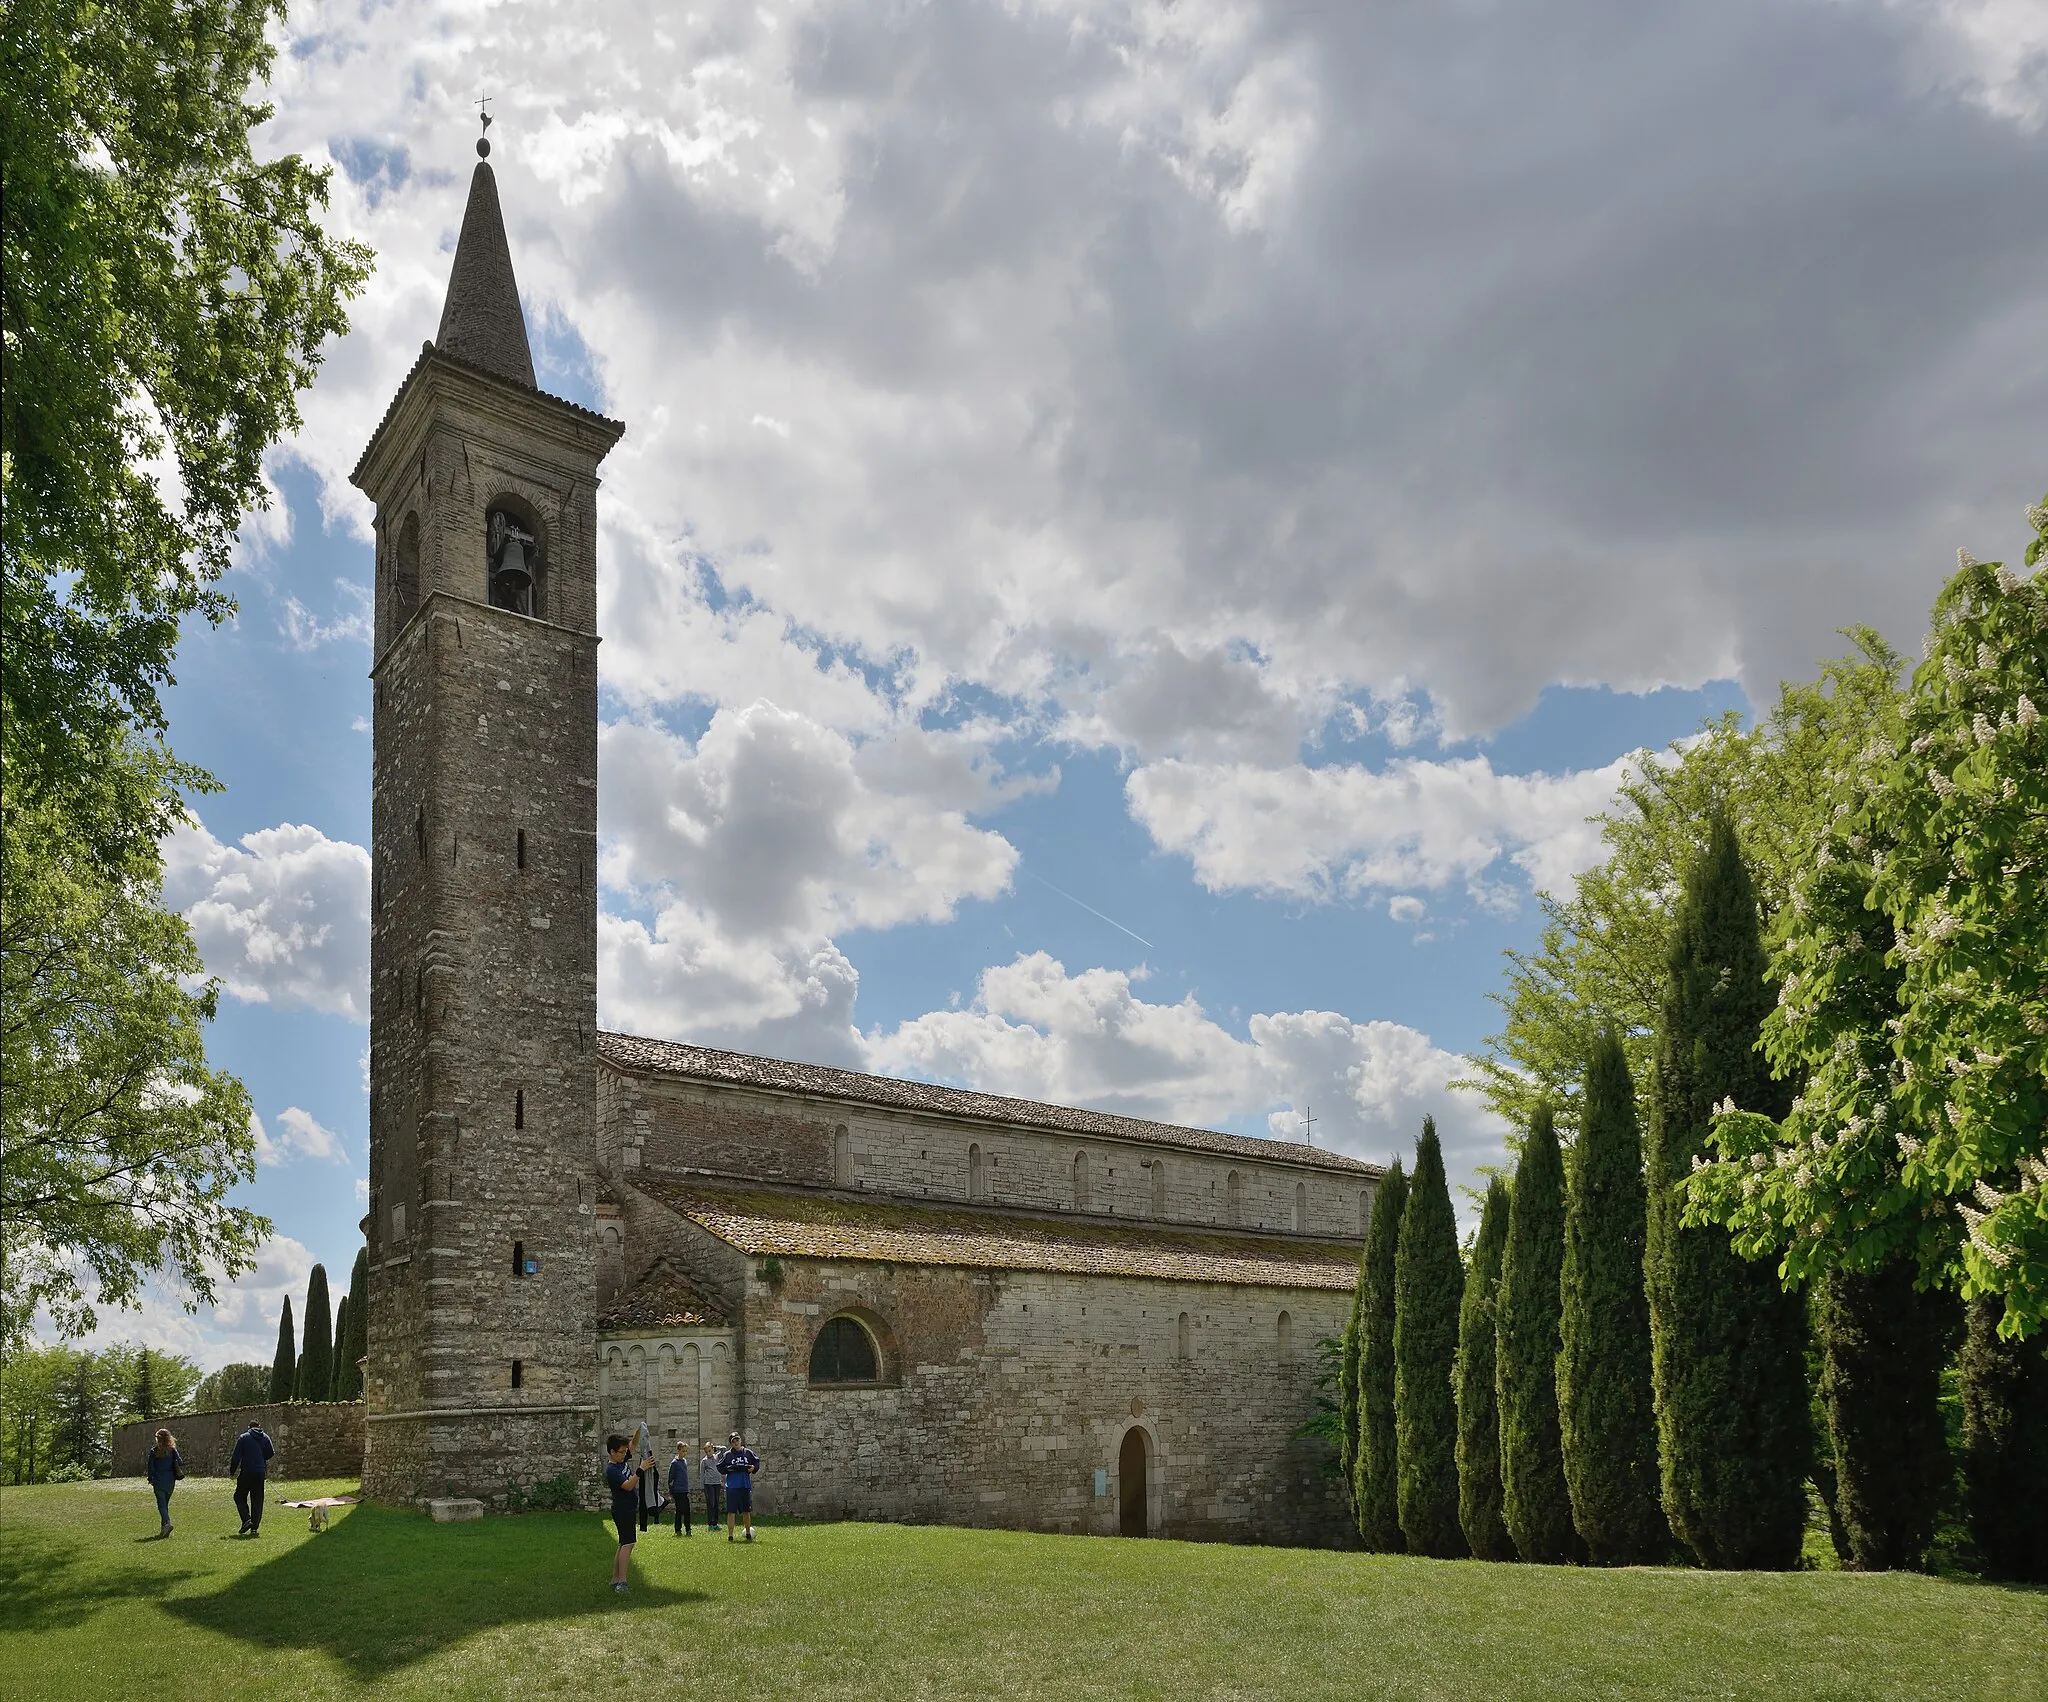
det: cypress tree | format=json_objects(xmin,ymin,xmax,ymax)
[
  {"xmin": 337, "ymin": 1246, "xmax": 370, "ymax": 1400},
  {"xmin": 133, "ymin": 1349, "xmax": 156, "ymax": 1422},
  {"xmin": 294, "ymin": 1265, "xmax": 332, "ymax": 1402},
  {"xmin": 1395, "ymin": 1119, "xmax": 1467, "ymax": 1558},
  {"xmin": 1498, "ymin": 1102, "xmax": 1576, "ymax": 1563},
  {"xmin": 268, "ymin": 1296, "xmax": 296, "ymax": 1403},
  {"xmin": 1354, "ymin": 1161, "xmax": 1408, "ymax": 1550},
  {"xmin": 1958, "ymin": 1295, "xmax": 2048, "ymax": 1583},
  {"xmin": 1559, "ymin": 1027, "xmax": 1666, "ymax": 1565},
  {"xmin": 1337, "ymin": 1251, "xmax": 1365, "ymax": 1509},
  {"xmin": 1456, "ymin": 1175, "xmax": 1514, "ymax": 1560},
  {"xmin": 329, "ymin": 1296, "xmax": 351, "ymax": 1401},
  {"xmin": 1645, "ymin": 816, "xmax": 1808, "ymax": 1569},
  {"xmin": 1814, "ymin": 1261, "xmax": 1956, "ymax": 1571}
]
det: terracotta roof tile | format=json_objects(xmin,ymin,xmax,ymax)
[
  {"xmin": 598, "ymin": 1031, "xmax": 1380, "ymax": 1178},
  {"xmin": 637, "ymin": 1178, "xmax": 1363, "ymax": 1291},
  {"xmin": 598, "ymin": 1257, "xmax": 732, "ymax": 1332}
]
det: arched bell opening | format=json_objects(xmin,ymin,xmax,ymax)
[{"xmin": 484, "ymin": 494, "xmax": 547, "ymax": 618}]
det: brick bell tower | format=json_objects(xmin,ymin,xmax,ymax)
[{"xmin": 350, "ymin": 131, "xmax": 623, "ymax": 1506}]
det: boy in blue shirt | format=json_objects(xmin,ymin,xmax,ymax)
[
  {"xmin": 667, "ymin": 1443, "xmax": 692, "ymax": 1535},
  {"xmin": 603, "ymin": 1434, "xmax": 640, "ymax": 1592},
  {"xmin": 718, "ymin": 1430, "xmax": 762, "ymax": 1543}
]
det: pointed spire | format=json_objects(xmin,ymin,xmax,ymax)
[{"xmin": 434, "ymin": 153, "xmax": 536, "ymax": 387}]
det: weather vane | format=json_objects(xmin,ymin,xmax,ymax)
[{"xmin": 476, "ymin": 94, "xmax": 493, "ymax": 159}]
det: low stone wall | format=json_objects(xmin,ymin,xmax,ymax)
[{"xmin": 113, "ymin": 1401, "xmax": 365, "ymax": 1480}]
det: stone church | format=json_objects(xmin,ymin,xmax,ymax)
[{"xmin": 352, "ymin": 142, "xmax": 1379, "ymax": 1544}]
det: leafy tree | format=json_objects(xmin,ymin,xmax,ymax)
[
  {"xmin": 0, "ymin": 1343, "xmax": 68, "ymax": 1482},
  {"xmin": 1691, "ymin": 504, "xmax": 2048, "ymax": 1337},
  {"xmin": 2, "ymin": 0, "xmax": 369, "ymax": 827},
  {"xmin": 1958, "ymin": 1295, "xmax": 2048, "ymax": 1582},
  {"xmin": 1646, "ymin": 817, "xmax": 1809, "ymax": 1569},
  {"xmin": 294, "ymin": 1264, "xmax": 331, "ymax": 1402},
  {"xmin": 1813, "ymin": 1261, "xmax": 1955, "ymax": 1571},
  {"xmin": 0, "ymin": 753, "xmax": 265, "ymax": 1352},
  {"xmin": 193, "ymin": 1361, "xmax": 270, "ymax": 1411},
  {"xmin": 1498, "ymin": 1102, "xmax": 1575, "ymax": 1563},
  {"xmin": 1559, "ymin": 1028, "xmax": 1666, "ymax": 1564},
  {"xmin": 336, "ymin": 1246, "xmax": 367, "ymax": 1400},
  {"xmin": 1354, "ymin": 1161, "xmax": 1408, "ymax": 1550},
  {"xmin": 268, "ymin": 1295, "xmax": 294, "ymax": 1403},
  {"xmin": 1463, "ymin": 636, "xmax": 1904, "ymax": 1140},
  {"xmin": 1456, "ymin": 1175, "xmax": 1514, "ymax": 1560},
  {"xmin": 1395, "ymin": 1120, "xmax": 1467, "ymax": 1558}
]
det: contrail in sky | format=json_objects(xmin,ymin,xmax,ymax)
[{"xmin": 1024, "ymin": 869, "xmax": 1155, "ymax": 950}]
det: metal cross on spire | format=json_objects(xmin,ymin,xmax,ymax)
[
  {"xmin": 1300, "ymin": 1105, "xmax": 1317, "ymax": 1146},
  {"xmin": 476, "ymin": 94, "xmax": 494, "ymax": 158}
]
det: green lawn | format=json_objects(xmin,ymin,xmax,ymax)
[{"xmin": 2, "ymin": 1478, "xmax": 2042, "ymax": 1700}]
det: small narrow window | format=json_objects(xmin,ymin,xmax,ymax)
[
  {"xmin": 415, "ymin": 804, "xmax": 426, "ymax": 861},
  {"xmin": 969, "ymin": 1142, "xmax": 985, "ymax": 1202},
  {"xmin": 1226, "ymin": 1170, "xmax": 1242, "ymax": 1226},
  {"xmin": 515, "ymin": 1089, "xmax": 525, "ymax": 1129},
  {"xmin": 1294, "ymin": 1180, "xmax": 1307, "ymax": 1232},
  {"xmin": 833, "ymin": 1127, "xmax": 853, "ymax": 1188},
  {"xmin": 1151, "ymin": 1161, "xmax": 1166, "ymax": 1219},
  {"xmin": 1073, "ymin": 1151, "xmax": 1091, "ymax": 1211},
  {"xmin": 511, "ymin": 1359, "xmax": 523, "ymax": 1389},
  {"xmin": 1176, "ymin": 1312, "xmax": 1190, "ymax": 1362},
  {"xmin": 516, "ymin": 828, "xmax": 526, "ymax": 869},
  {"xmin": 414, "ymin": 965, "xmax": 425, "ymax": 1018},
  {"xmin": 390, "ymin": 1203, "xmax": 407, "ymax": 1241},
  {"xmin": 512, "ymin": 1239, "xmax": 524, "ymax": 1277},
  {"xmin": 1278, "ymin": 1310, "xmax": 1294, "ymax": 1363}
]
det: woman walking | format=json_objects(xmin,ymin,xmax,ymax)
[{"xmin": 146, "ymin": 1429, "xmax": 183, "ymax": 1537}]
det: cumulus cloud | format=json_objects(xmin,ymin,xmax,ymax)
[
  {"xmin": 1125, "ymin": 749, "xmax": 1637, "ymax": 906},
  {"xmin": 251, "ymin": 1106, "xmax": 350, "ymax": 1167},
  {"xmin": 58, "ymin": 1235, "xmax": 318, "ymax": 1372},
  {"xmin": 165, "ymin": 819, "xmax": 371, "ymax": 1020},
  {"xmin": 867, "ymin": 952, "xmax": 1509, "ymax": 1196}
]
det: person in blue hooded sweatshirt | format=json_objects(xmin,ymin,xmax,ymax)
[
  {"xmin": 229, "ymin": 1420, "xmax": 274, "ymax": 1535},
  {"xmin": 145, "ymin": 1428, "xmax": 183, "ymax": 1537}
]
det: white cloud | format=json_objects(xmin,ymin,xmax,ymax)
[
  {"xmin": 54, "ymin": 1235, "xmax": 317, "ymax": 1372},
  {"xmin": 1387, "ymin": 895, "xmax": 1426, "ymax": 924},
  {"xmin": 278, "ymin": 577, "xmax": 373, "ymax": 650},
  {"xmin": 251, "ymin": 1106, "xmax": 350, "ymax": 1167},
  {"xmin": 1125, "ymin": 749, "xmax": 1638, "ymax": 905},
  {"xmin": 1872, "ymin": 0, "xmax": 2048, "ymax": 127},
  {"xmin": 866, "ymin": 952, "xmax": 1509, "ymax": 1197},
  {"xmin": 165, "ymin": 819, "xmax": 371, "ymax": 1021}
]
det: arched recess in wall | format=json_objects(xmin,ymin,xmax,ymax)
[
  {"xmin": 1072, "ymin": 1150, "xmax": 1091, "ymax": 1211},
  {"xmin": 1176, "ymin": 1312, "xmax": 1190, "ymax": 1362},
  {"xmin": 968, "ymin": 1142, "xmax": 985, "ymax": 1202},
  {"xmin": 393, "ymin": 512, "xmax": 420, "ymax": 625},
  {"xmin": 484, "ymin": 491, "xmax": 548, "ymax": 619},
  {"xmin": 833, "ymin": 1126, "xmax": 853, "ymax": 1188},
  {"xmin": 1151, "ymin": 1160, "xmax": 1166, "ymax": 1218},
  {"xmin": 1360, "ymin": 1191, "xmax": 1371, "ymax": 1238},
  {"xmin": 809, "ymin": 1313, "xmax": 884, "ymax": 1386},
  {"xmin": 1226, "ymin": 1170, "xmax": 1242, "ymax": 1226},
  {"xmin": 1293, "ymin": 1181, "xmax": 1307, "ymax": 1232},
  {"xmin": 1278, "ymin": 1309, "xmax": 1294, "ymax": 1363}
]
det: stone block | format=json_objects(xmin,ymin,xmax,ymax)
[{"xmin": 429, "ymin": 1497, "xmax": 486, "ymax": 1522}]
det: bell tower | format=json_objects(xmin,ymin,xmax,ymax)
[{"xmin": 351, "ymin": 134, "xmax": 624, "ymax": 1505}]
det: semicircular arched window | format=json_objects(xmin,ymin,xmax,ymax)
[{"xmin": 808, "ymin": 1315, "xmax": 880, "ymax": 1385}]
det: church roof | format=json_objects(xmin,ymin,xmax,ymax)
[
  {"xmin": 598, "ymin": 1257, "xmax": 733, "ymax": 1332},
  {"xmin": 635, "ymin": 1178, "xmax": 1363, "ymax": 1291},
  {"xmin": 435, "ymin": 159, "xmax": 537, "ymax": 386},
  {"xmin": 597, "ymin": 1031, "xmax": 1381, "ymax": 1177}
]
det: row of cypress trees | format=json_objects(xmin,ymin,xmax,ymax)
[
  {"xmin": 265, "ymin": 1250, "xmax": 369, "ymax": 1405},
  {"xmin": 1340, "ymin": 816, "xmax": 2046, "ymax": 1574}
]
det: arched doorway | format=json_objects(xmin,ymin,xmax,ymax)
[{"xmin": 1119, "ymin": 1428, "xmax": 1150, "ymax": 1537}]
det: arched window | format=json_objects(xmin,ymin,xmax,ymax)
[
  {"xmin": 393, "ymin": 512, "xmax": 420, "ymax": 623},
  {"xmin": 485, "ymin": 498, "xmax": 546, "ymax": 618},
  {"xmin": 1176, "ymin": 1312, "xmax": 1190, "ymax": 1362},
  {"xmin": 1294, "ymin": 1180, "xmax": 1307, "ymax": 1232},
  {"xmin": 832, "ymin": 1127, "xmax": 853, "ymax": 1188},
  {"xmin": 969, "ymin": 1142, "xmax": 985, "ymax": 1202},
  {"xmin": 808, "ymin": 1316, "xmax": 881, "ymax": 1385},
  {"xmin": 1278, "ymin": 1310, "xmax": 1294, "ymax": 1362},
  {"xmin": 1073, "ymin": 1151, "xmax": 1091, "ymax": 1211},
  {"xmin": 1226, "ymin": 1170, "xmax": 1242, "ymax": 1226},
  {"xmin": 1151, "ymin": 1161, "xmax": 1166, "ymax": 1218}
]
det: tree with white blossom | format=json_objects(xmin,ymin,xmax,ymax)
[{"xmin": 1687, "ymin": 497, "xmax": 2048, "ymax": 1340}]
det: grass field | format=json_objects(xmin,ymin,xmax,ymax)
[{"xmin": 2, "ymin": 1478, "xmax": 2042, "ymax": 1700}]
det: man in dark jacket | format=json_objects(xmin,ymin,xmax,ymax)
[
  {"xmin": 667, "ymin": 1443, "xmax": 692, "ymax": 1536},
  {"xmin": 229, "ymin": 1421, "xmax": 275, "ymax": 1535}
]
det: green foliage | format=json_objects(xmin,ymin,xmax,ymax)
[
  {"xmin": 1689, "ymin": 503, "xmax": 2048, "ymax": 1337},
  {"xmin": 1336, "ymin": 1257, "xmax": 1364, "ymax": 1503},
  {"xmin": 0, "ymin": 1342, "xmax": 170, "ymax": 1480},
  {"xmin": 1354, "ymin": 1161, "xmax": 1407, "ymax": 1551},
  {"xmin": 294, "ymin": 1264, "xmax": 332, "ymax": 1402},
  {"xmin": 193, "ymin": 1362, "xmax": 271, "ymax": 1411},
  {"xmin": 328, "ymin": 1296, "xmax": 349, "ymax": 1401},
  {"xmin": 1813, "ymin": 1260, "xmax": 1956, "ymax": 1571},
  {"xmin": 1957, "ymin": 1295, "xmax": 2048, "ymax": 1582},
  {"xmin": 1463, "ymin": 634, "xmax": 1904, "ymax": 1142},
  {"xmin": 268, "ymin": 1296, "xmax": 294, "ymax": 1404},
  {"xmin": 335, "ymin": 1247, "xmax": 367, "ymax": 1401},
  {"xmin": 505, "ymin": 1473, "xmax": 581, "ymax": 1514},
  {"xmin": 0, "ymin": 745, "xmax": 265, "ymax": 1352},
  {"xmin": 1646, "ymin": 817, "xmax": 1809, "ymax": 1569},
  {"xmin": 1497, "ymin": 1103, "xmax": 1575, "ymax": 1563},
  {"xmin": 1455, "ymin": 1175, "xmax": 1513, "ymax": 1561},
  {"xmin": 1558, "ymin": 1028, "xmax": 1666, "ymax": 1564},
  {"xmin": 125, "ymin": 1345, "xmax": 199, "ymax": 1424},
  {"xmin": 1394, "ymin": 1120, "xmax": 1466, "ymax": 1558},
  {"xmin": 1, "ymin": 0, "xmax": 369, "ymax": 819},
  {"xmin": 1294, "ymin": 1335, "xmax": 1351, "ymax": 1481}
]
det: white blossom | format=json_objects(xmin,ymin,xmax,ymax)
[
  {"xmin": 1973, "ymin": 1179, "xmax": 2004, "ymax": 1209},
  {"xmin": 1996, "ymin": 566, "xmax": 2023, "ymax": 594},
  {"xmin": 2019, "ymin": 695, "xmax": 2039, "ymax": 728},
  {"xmin": 1929, "ymin": 771, "xmax": 1957, "ymax": 801},
  {"xmin": 1977, "ymin": 641, "xmax": 1998, "ymax": 670},
  {"xmin": 1958, "ymin": 549, "xmax": 1978, "ymax": 569},
  {"xmin": 1974, "ymin": 713, "xmax": 1996, "ymax": 746},
  {"xmin": 1896, "ymin": 1132, "xmax": 1921, "ymax": 1158}
]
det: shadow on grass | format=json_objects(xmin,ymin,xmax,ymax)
[
  {"xmin": 169, "ymin": 1504, "xmax": 705, "ymax": 1678},
  {"xmin": 0, "ymin": 1525, "xmax": 198, "ymax": 1634}
]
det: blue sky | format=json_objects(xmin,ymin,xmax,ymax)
[{"xmin": 87, "ymin": 0, "xmax": 2047, "ymax": 1367}]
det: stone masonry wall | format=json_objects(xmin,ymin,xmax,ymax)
[
  {"xmin": 113, "ymin": 1402, "xmax": 364, "ymax": 1480},
  {"xmin": 730, "ymin": 1258, "xmax": 1353, "ymax": 1546}
]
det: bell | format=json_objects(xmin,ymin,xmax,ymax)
[{"xmin": 494, "ymin": 533, "xmax": 533, "ymax": 596}]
